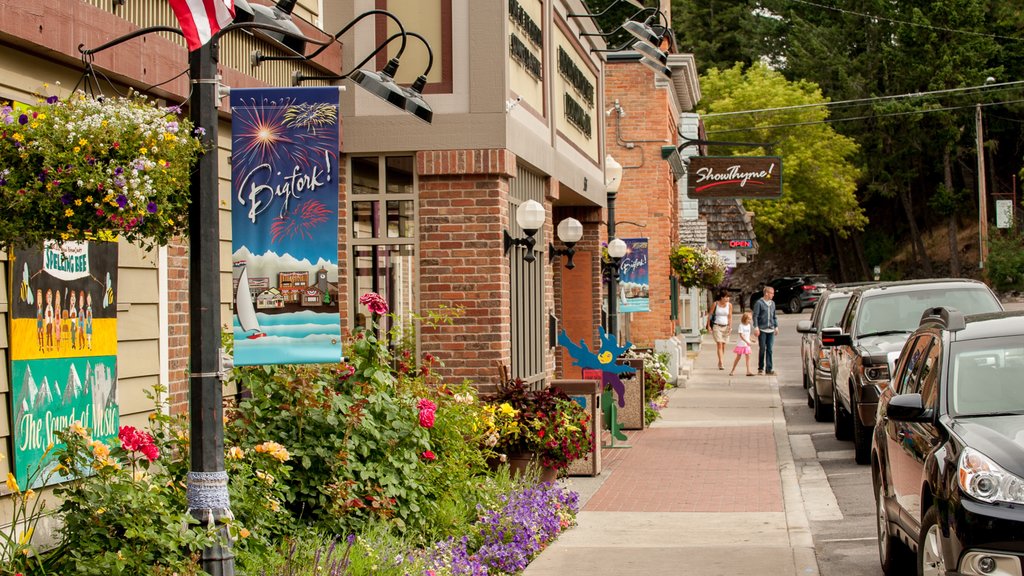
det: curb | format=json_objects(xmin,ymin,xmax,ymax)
[{"xmin": 770, "ymin": 380, "xmax": 821, "ymax": 576}]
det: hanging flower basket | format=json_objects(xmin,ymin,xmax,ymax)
[
  {"xmin": 669, "ymin": 245, "xmax": 726, "ymax": 288},
  {"xmin": 0, "ymin": 91, "xmax": 203, "ymax": 250}
]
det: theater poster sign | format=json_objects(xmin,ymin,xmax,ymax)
[
  {"xmin": 689, "ymin": 156, "xmax": 782, "ymax": 198},
  {"xmin": 9, "ymin": 241, "xmax": 119, "ymax": 488}
]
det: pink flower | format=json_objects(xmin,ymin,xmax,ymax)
[
  {"xmin": 416, "ymin": 399, "xmax": 437, "ymax": 412},
  {"xmin": 419, "ymin": 409, "xmax": 436, "ymax": 429},
  {"xmin": 118, "ymin": 426, "xmax": 154, "ymax": 452},
  {"xmin": 358, "ymin": 292, "xmax": 389, "ymax": 315},
  {"xmin": 421, "ymin": 450, "xmax": 436, "ymax": 461},
  {"xmin": 139, "ymin": 443, "xmax": 160, "ymax": 462}
]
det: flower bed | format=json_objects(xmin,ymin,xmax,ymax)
[{"xmin": 5, "ymin": 295, "xmax": 584, "ymax": 575}]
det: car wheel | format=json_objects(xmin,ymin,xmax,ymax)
[
  {"xmin": 917, "ymin": 505, "xmax": 945, "ymax": 576},
  {"xmin": 833, "ymin": 385, "xmax": 853, "ymax": 440},
  {"xmin": 788, "ymin": 296, "xmax": 802, "ymax": 314},
  {"xmin": 876, "ymin": 481, "xmax": 911, "ymax": 574},
  {"xmin": 853, "ymin": 401, "xmax": 872, "ymax": 465},
  {"xmin": 813, "ymin": 387, "xmax": 833, "ymax": 422}
]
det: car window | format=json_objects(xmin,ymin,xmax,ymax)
[
  {"xmin": 855, "ymin": 287, "xmax": 1001, "ymax": 337},
  {"xmin": 841, "ymin": 294, "xmax": 859, "ymax": 334},
  {"xmin": 821, "ymin": 295, "xmax": 850, "ymax": 329},
  {"xmin": 917, "ymin": 339, "xmax": 941, "ymax": 409},
  {"xmin": 895, "ymin": 336, "xmax": 930, "ymax": 395},
  {"xmin": 950, "ymin": 337, "xmax": 1024, "ymax": 415}
]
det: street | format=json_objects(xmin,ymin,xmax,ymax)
[
  {"xmin": 773, "ymin": 301, "xmax": 1024, "ymax": 576},
  {"xmin": 773, "ymin": 310, "xmax": 881, "ymax": 576}
]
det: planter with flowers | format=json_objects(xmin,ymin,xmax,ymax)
[
  {"xmin": 669, "ymin": 244, "xmax": 726, "ymax": 289},
  {"xmin": 0, "ymin": 91, "xmax": 203, "ymax": 250},
  {"xmin": 481, "ymin": 379, "xmax": 594, "ymax": 481}
]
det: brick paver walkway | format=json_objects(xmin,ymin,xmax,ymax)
[{"xmin": 585, "ymin": 425, "xmax": 783, "ymax": 512}]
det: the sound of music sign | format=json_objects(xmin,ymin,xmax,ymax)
[{"xmin": 689, "ymin": 156, "xmax": 782, "ymax": 198}]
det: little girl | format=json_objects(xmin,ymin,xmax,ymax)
[{"xmin": 729, "ymin": 312, "xmax": 755, "ymax": 376}]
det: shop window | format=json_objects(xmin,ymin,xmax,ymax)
[{"xmin": 349, "ymin": 155, "xmax": 417, "ymax": 335}]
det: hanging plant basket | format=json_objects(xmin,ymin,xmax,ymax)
[
  {"xmin": 669, "ymin": 245, "xmax": 726, "ymax": 288},
  {"xmin": 0, "ymin": 91, "xmax": 203, "ymax": 250}
]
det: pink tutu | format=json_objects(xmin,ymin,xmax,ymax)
[{"xmin": 733, "ymin": 344, "xmax": 751, "ymax": 355}]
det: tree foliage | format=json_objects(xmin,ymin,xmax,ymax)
[{"xmin": 699, "ymin": 64, "xmax": 866, "ymax": 244}]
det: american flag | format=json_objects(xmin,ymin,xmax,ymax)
[{"xmin": 168, "ymin": 0, "xmax": 235, "ymax": 52}]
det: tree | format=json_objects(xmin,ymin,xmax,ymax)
[{"xmin": 699, "ymin": 64, "xmax": 867, "ymax": 245}]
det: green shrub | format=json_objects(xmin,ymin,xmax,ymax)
[{"xmin": 987, "ymin": 227, "xmax": 1024, "ymax": 292}]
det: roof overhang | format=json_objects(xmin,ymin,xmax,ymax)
[{"xmin": 667, "ymin": 53, "xmax": 700, "ymax": 112}]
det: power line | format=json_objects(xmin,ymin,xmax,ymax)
[
  {"xmin": 705, "ymin": 98, "xmax": 1024, "ymax": 136},
  {"xmin": 781, "ymin": 0, "xmax": 1024, "ymax": 43},
  {"xmin": 702, "ymin": 80, "xmax": 1024, "ymax": 118}
]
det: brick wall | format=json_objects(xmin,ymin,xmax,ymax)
[
  {"xmin": 167, "ymin": 240, "xmax": 190, "ymax": 413},
  {"xmin": 605, "ymin": 61, "xmax": 681, "ymax": 347},
  {"xmin": 416, "ymin": 150, "xmax": 517, "ymax": 391},
  {"xmin": 552, "ymin": 207, "xmax": 603, "ymax": 378}
]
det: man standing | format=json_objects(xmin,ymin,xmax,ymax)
[{"xmin": 753, "ymin": 285, "xmax": 779, "ymax": 375}]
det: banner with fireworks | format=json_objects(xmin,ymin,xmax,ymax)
[
  {"xmin": 230, "ymin": 87, "xmax": 343, "ymax": 366},
  {"xmin": 9, "ymin": 241, "xmax": 119, "ymax": 488},
  {"xmin": 618, "ymin": 238, "xmax": 650, "ymax": 313}
]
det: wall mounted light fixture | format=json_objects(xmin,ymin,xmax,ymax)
[
  {"xmin": 549, "ymin": 217, "xmax": 584, "ymax": 270},
  {"xmin": 504, "ymin": 199, "xmax": 546, "ymax": 263}
]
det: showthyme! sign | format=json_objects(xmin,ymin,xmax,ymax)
[{"xmin": 689, "ymin": 156, "xmax": 783, "ymax": 198}]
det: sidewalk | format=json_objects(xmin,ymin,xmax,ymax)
[{"xmin": 525, "ymin": 334, "xmax": 818, "ymax": 576}]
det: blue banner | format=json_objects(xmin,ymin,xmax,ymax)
[
  {"xmin": 230, "ymin": 87, "xmax": 343, "ymax": 365},
  {"xmin": 618, "ymin": 238, "xmax": 649, "ymax": 313}
]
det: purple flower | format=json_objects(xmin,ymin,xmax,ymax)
[
  {"xmin": 166, "ymin": 121, "xmax": 179, "ymax": 133},
  {"xmin": 46, "ymin": 95, "xmax": 58, "ymax": 104},
  {"xmin": 60, "ymin": 194, "xmax": 72, "ymax": 205},
  {"xmin": 194, "ymin": 126, "xmax": 206, "ymax": 137},
  {"xmin": 116, "ymin": 194, "xmax": 128, "ymax": 208},
  {"xmin": 114, "ymin": 167, "xmax": 124, "ymax": 176},
  {"xmin": 147, "ymin": 202, "xmax": 158, "ymax": 214},
  {"xmin": 18, "ymin": 114, "xmax": 28, "ymax": 125}
]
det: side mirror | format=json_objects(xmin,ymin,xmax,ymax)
[
  {"xmin": 887, "ymin": 393, "xmax": 933, "ymax": 423},
  {"xmin": 820, "ymin": 327, "xmax": 852, "ymax": 347},
  {"xmin": 796, "ymin": 320, "xmax": 813, "ymax": 334}
]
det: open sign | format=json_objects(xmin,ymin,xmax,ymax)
[{"xmin": 729, "ymin": 240, "xmax": 753, "ymax": 249}]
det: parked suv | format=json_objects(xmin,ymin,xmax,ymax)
[
  {"xmin": 750, "ymin": 275, "xmax": 833, "ymax": 314},
  {"xmin": 797, "ymin": 286, "xmax": 859, "ymax": 422},
  {"xmin": 822, "ymin": 279, "xmax": 1002, "ymax": 464},
  {"xmin": 872, "ymin": 308, "xmax": 1024, "ymax": 576}
]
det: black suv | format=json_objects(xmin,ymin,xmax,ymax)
[
  {"xmin": 822, "ymin": 279, "xmax": 1003, "ymax": 464},
  {"xmin": 750, "ymin": 275, "xmax": 833, "ymax": 314},
  {"xmin": 872, "ymin": 308, "xmax": 1024, "ymax": 576}
]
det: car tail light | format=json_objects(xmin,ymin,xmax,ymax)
[{"xmin": 802, "ymin": 285, "xmax": 816, "ymax": 291}]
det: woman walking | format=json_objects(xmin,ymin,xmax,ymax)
[{"xmin": 709, "ymin": 290, "xmax": 733, "ymax": 370}]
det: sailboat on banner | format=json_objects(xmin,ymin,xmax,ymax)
[{"xmin": 236, "ymin": 266, "xmax": 266, "ymax": 339}]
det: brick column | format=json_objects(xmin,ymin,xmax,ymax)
[{"xmin": 417, "ymin": 150, "xmax": 517, "ymax": 390}]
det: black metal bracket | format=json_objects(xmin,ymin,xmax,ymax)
[
  {"xmin": 549, "ymin": 242, "xmax": 578, "ymax": 270},
  {"xmin": 504, "ymin": 230, "xmax": 538, "ymax": 263}
]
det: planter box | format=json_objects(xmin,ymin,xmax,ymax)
[
  {"xmin": 616, "ymin": 358, "xmax": 646, "ymax": 430},
  {"xmin": 551, "ymin": 379, "xmax": 601, "ymax": 477}
]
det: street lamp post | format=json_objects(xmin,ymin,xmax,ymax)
[
  {"xmin": 80, "ymin": 11, "xmax": 429, "ymax": 574},
  {"xmin": 187, "ymin": 40, "xmax": 234, "ymax": 576}
]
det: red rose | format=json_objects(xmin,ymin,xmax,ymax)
[
  {"xmin": 419, "ymin": 409, "xmax": 436, "ymax": 428},
  {"xmin": 140, "ymin": 443, "xmax": 160, "ymax": 462},
  {"xmin": 422, "ymin": 450, "xmax": 436, "ymax": 461}
]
